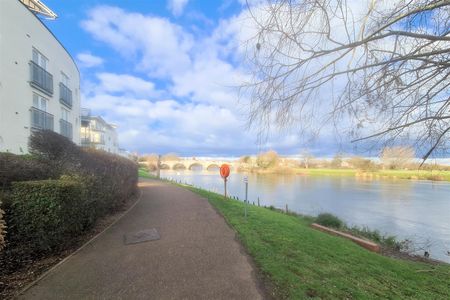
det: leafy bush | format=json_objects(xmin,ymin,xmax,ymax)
[
  {"xmin": 256, "ymin": 150, "xmax": 279, "ymax": 169},
  {"xmin": 0, "ymin": 152, "xmax": 55, "ymax": 190},
  {"xmin": 315, "ymin": 213, "xmax": 343, "ymax": 229},
  {"xmin": 28, "ymin": 130, "xmax": 81, "ymax": 173},
  {"xmin": 138, "ymin": 162, "xmax": 149, "ymax": 170},
  {"xmin": 348, "ymin": 226, "xmax": 402, "ymax": 250},
  {"xmin": 78, "ymin": 149, "xmax": 138, "ymax": 214},
  {"xmin": 28, "ymin": 130, "xmax": 138, "ymax": 215},
  {"xmin": 1, "ymin": 131, "xmax": 138, "ymax": 258},
  {"xmin": 347, "ymin": 156, "xmax": 378, "ymax": 171},
  {"xmin": 0, "ymin": 200, "xmax": 5, "ymax": 251},
  {"xmin": 8, "ymin": 180, "xmax": 94, "ymax": 253}
]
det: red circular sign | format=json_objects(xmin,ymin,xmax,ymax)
[{"xmin": 220, "ymin": 164, "xmax": 230, "ymax": 179}]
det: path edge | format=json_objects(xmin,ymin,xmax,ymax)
[{"xmin": 172, "ymin": 183, "xmax": 274, "ymax": 299}]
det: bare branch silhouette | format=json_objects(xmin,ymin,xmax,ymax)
[{"xmin": 242, "ymin": 0, "xmax": 450, "ymax": 160}]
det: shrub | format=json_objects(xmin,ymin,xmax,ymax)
[
  {"xmin": 0, "ymin": 152, "xmax": 55, "ymax": 190},
  {"xmin": 0, "ymin": 200, "xmax": 5, "ymax": 251},
  {"xmin": 256, "ymin": 150, "xmax": 279, "ymax": 169},
  {"xmin": 8, "ymin": 180, "xmax": 94, "ymax": 252},
  {"xmin": 78, "ymin": 149, "xmax": 138, "ymax": 214},
  {"xmin": 347, "ymin": 156, "xmax": 378, "ymax": 171},
  {"xmin": 348, "ymin": 226, "xmax": 402, "ymax": 250},
  {"xmin": 28, "ymin": 130, "xmax": 81, "ymax": 168},
  {"xmin": 138, "ymin": 162, "xmax": 149, "ymax": 171},
  {"xmin": 27, "ymin": 130, "xmax": 138, "ymax": 215},
  {"xmin": 315, "ymin": 213, "xmax": 343, "ymax": 229}
]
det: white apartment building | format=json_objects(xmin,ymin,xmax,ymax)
[
  {"xmin": 0, "ymin": 0, "xmax": 80, "ymax": 154},
  {"xmin": 80, "ymin": 109, "xmax": 120, "ymax": 154}
]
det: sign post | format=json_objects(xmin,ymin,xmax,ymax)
[
  {"xmin": 244, "ymin": 176, "xmax": 248, "ymax": 219},
  {"xmin": 220, "ymin": 164, "xmax": 230, "ymax": 199}
]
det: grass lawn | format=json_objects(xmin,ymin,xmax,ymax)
[
  {"xmin": 185, "ymin": 186, "xmax": 450, "ymax": 299},
  {"xmin": 138, "ymin": 168, "xmax": 157, "ymax": 179}
]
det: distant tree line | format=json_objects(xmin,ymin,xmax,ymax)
[{"xmin": 237, "ymin": 147, "xmax": 450, "ymax": 172}]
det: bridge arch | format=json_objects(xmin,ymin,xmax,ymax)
[
  {"xmin": 160, "ymin": 163, "xmax": 170, "ymax": 170},
  {"xmin": 189, "ymin": 163, "xmax": 203, "ymax": 171},
  {"xmin": 206, "ymin": 164, "xmax": 220, "ymax": 171},
  {"xmin": 173, "ymin": 163, "xmax": 187, "ymax": 170}
]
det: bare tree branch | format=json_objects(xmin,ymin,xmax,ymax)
[{"xmin": 242, "ymin": 0, "xmax": 450, "ymax": 160}]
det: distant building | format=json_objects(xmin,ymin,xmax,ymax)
[
  {"xmin": 0, "ymin": 0, "xmax": 81, "ymax": 154},
  {"xmin": 80, "ymin": 109, "xmax": 120, "ymax": 154}
]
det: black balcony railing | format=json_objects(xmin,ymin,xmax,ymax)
[
  {"xmin": 30, "ymin": 107, "xmax": 54, "ymax": 130},
  {"xmin": 59, "ymin": 82, "xmax": 72, "ymax": 108},
  {"xmin": 60, "ymin": 119, "xmax": 73, "ymax": 140},
  {"xmin": 80, "ymin": 136, "xmax": 105, "ymax": 146},
  {"xmin": 81, "ymin": 137, "xmax": 91, "ymax": 146},
  {"xmin": 30, "ymin": 61, "xmax": 53, "ymax": 95}
]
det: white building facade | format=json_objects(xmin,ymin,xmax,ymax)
[
  {"xmin": 0, "ymin": 0, "xmax": 80, "ymax": 154},
  {"xmin": 80, "ymin": 109, "xmax": 120, "ymax": 154}
]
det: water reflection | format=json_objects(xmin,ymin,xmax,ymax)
[{"xmin": 160, "ymin": 170, "xmax": 450, "ymax": 263}]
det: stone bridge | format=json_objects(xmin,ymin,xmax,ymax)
[{"xmin": 144, "ymin": 159, "xmax": 237, "ymax": 171}]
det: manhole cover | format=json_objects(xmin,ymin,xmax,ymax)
[{"xmin": 124, "ymin": 228, "xmax": 160, "ymax": 245}]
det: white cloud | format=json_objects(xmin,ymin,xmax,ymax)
[
  {"xmin": 167, "ymin": 0, "xmax": 189, "ymax": 17},
  {"xmin": 79, "ymin": 4, "xmax": 353, "ymax": 155},
  {"xmin": 81, "ymin": 6, "xmax": 193, "ymax": 77},
  {"xmin": 95, "ymin": 73, "xmax": 161, "ymax": 98},
  {"xmin": 76, "ymin": 52, "xmax": 104, "ymax": 68}
]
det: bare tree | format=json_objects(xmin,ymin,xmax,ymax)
[
  {"xmin": 380, "ymin": 146, "xmax": 415, "ymax": 169},
  {"xmin": 300, "ymin": 150, "xmax": 314, "ymax": 168},
  {"xmin": 243, "ymin": 0, "xmax": 450, "ymax": 162},
  {"xmin": 347, "ymin": 156, "xmax": 377, "ymax": 171}
]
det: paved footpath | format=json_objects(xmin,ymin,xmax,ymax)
[{"xmin": 20, "ymin": 180, "xmax": 265, "ymax": 300}]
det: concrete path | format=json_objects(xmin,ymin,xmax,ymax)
[{"xmin": 20, "ymin": 180, "xmax": 264, "ymax": 300}]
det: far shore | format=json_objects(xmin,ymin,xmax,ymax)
[{"xmin": 234, "ymin": 167, "xmax": 450, "ymax": 182}]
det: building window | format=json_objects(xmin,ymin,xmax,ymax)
[
  {"xmin": 31, "ymin": 48, "xmax": 53, "ymax": 95},
  {"xmin": 33, "ymin": 93, "xmax": 48, "ymax": 111},
  {"xmin": 61, "ymin": 72, "xmax": 69, "ymax": 86},
  {"xmin": 61, "ymin": 107, "xmax": 70, "ymax": 121},
  {"xmin": 32, "ymin": 48, "xmax": 48, "ymax": 70},
  {"xmin": 31, "ymin": 93, "xmax": 53, "ymax": 130}
]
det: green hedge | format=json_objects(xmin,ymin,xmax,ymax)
[
  {"xmin": 0, "ymin": 200, "xmax": 5, "ymax": 251},
  {"xmin": 28, "ymin": 130, "xmax": 138, "ymax": 216},
  {"xmin": 1, "ymin": 130, "xmax": 138, "ymax": 263},
  {"xmin": 8, "ymin": 180, "xmax": 95, "ymax": 252},
  {"xmin": 0, "ymin": 152, "xmax": 55, "ymax": 189},
  {"xmin": 315, "ymin": 213, "xmax": 343, "ymax": 229}
]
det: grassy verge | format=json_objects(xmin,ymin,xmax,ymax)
[
  {"xmin": 189, "ymin": 187, "xmax": 450, "ymax": 299},
  {"xmin": 139, "ymin": 172, "xmax": 450, "ymax": 298},
  {"xmin": 138, "ymin": 168, "xmax": 157, "ymax": 179}
]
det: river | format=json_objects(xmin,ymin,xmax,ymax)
[{"xmin": 159, "ymin": 169, "xmax": 450, "ymax": 263}]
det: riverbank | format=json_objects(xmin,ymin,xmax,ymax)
[
  {"xmin": 250, "ymin": 167, "xmax": 450, "ymax": 182},
  {"xmin": 188, "ymin": 186, "xmax": 450, "ymax": 298},
  {"xmin": 139, "ymin": 171, "xmax": 450, "ymax": 298}
]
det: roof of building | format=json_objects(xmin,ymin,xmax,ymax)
[{"xmin": 20, "ymin": 0, "xmax": 57, "ymax": 19}]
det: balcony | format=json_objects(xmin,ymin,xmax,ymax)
[
  {"xmin": 80, "ymin": 136, "xmax": 105, "ymax": 146},
  {"xmin": 59, "ymin": 82, "xmax": 72, "ymax": 108},
  {"xmin": 30, "ymin": 107, "xmax": 54, "ymax": 130},
  {"xmin": 29, "ymin": 60, "xmax": 53, "ymax": 95},
  {"xmin": 60, "ymin": 119, "xmax": 73, "ymax": 140},
  {"xmin": 81, "ymin": 137, "xmax": 91, "ymax": 146}
]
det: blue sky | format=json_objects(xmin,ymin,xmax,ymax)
[{"xmin": 39, "ymin": 0, "xmax": 379, "ymax": 157}]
